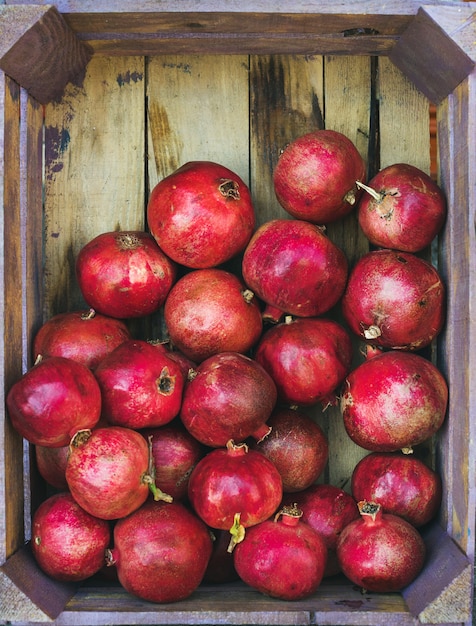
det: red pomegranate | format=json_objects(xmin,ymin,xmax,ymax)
[
  {"xmin": 294, "ymin": 483, "xmax": 360, "ymax": 577},
  {"xmin": 273, "ymin": 129, "xmax": 366, "ymax": 224},
  {"xmin": 66, "ymin": 426, "xmax": 170, "ymax": 520},
  {"xmin": 254, "ymin": 316, "xmax": 353, "ymax": 407},
  {"xmin": 336, "ymin": 500, "xmax": 426, "ymax": 592},
  {"xmin": 233, "ymin": 504, "xmax": 328, "ymax": 600},
  {"xmin": 147, "ymin": 161, "xmax": 256, "ymax": 268},
  {"xmin": 164, "ymin": 268, "xmax": 263, "ymax": 362},
  {"xmin": 203, "ymin": 529, "xmax": 240, "ymax": 584},
  {"xmin": 357, "ymin": 163, "xmax": 447, "ymax": 252},
  {"xmin": 75, "ymin": 231, "xmax": 177, "ymax": 319},
  {"xmin": 188, "ymin": 440, "xmax": 283, "ymax": 546},
  {"xmin": 250, "ymin": 408, "xmax": 328, "ymax": 493},
  {"xmin": 180, "ymin": 352, "xmax": 277, "ymax": 448},
  {"xmin": 107, "ymin": 500, "xmax": 213, "ymax": 603},
  {"xmin": 35, "ymin": 444, "xmax": 70, "ymax": 491},
  {"xmin": 141, "ymin": 420, "xmax": 206, "ymax": 501},
  {"xmin": 351, "ymin": 451, "xmax": 442, "ymax": 527},
  {"xmin": 341, "ymin": 249, "xmax": 445, "ymax": 351},
  {"xmin": 32, "ymin": 492, "xmax": 110, "ymax": 582},
  {"xmin": 94, "ymin": 339, "xmax": 185, "ymax": 430},
  {"xmin": 33, "ymin": 308, "xmax": 131, "ymax": 370},
  {"xmin": 340, "ymin": 349, "xmax": 448, "ymax": 452},
  {"xmin": 242, "ymin": 219, "xmax": 348, "ymax": 322},
  {"xmin": 6, "ymin": 356, "xmax": 101, "ymax": 447}
]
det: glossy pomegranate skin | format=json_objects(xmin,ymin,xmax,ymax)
[
  {"xmin": 76, "ymin": 231, "xmax": 177, "ymax": 319},
  {"xmin": 351, "ymin": 452, "xmax": 442, "ymax": 527},
  {"xmin": 242, "ymin": 219, "xmax": 348, "ymax": 322},
  {"xmin": 340, "ymin": 350, "xmax": 448, "ymax": 452},
  {"xmin": 273, "ymin": 129, "xmax": 366, "ymax": 224},
  {"xmin": 233, "ymin": 507, "xmax": 328, "ymax": 600},
  {"xmin": 65, "ymin": 426, "xmax": 153, "ymax": 520},
  {"xmin": 254, "ymin": 317, "xmax": 353, "ymax": 407},
  {"xmin": 294, "ymin": 484, "xmax": 359, "ymax": 577},
  {"xmin": 341, "ymin": 249, "xmax": 445, "ymax": 351},
  {"xmin": 141, "ymin": 420, "xmax": 206, "ymax": 501},
  {"xmin": 32, "ymin": 492, "xmax": 110, "ymax": 582},
  {"xmin": 6, "ymin": 356, "xmax": 101, "ymax": 447},
  {"xmin": 109, "ymin": 500, "xmax": 213, "ymax": 603},
  {"xmin": 357, "ymin": 163, "xmax": 447, "ymax": 252},
  {"xmin": 250, "ymin": 408, "xmax": 328, "ymax": 493},
  {"xmin": 180, "ymin": 352, "xmax": 277, "ymax": 448},
  {"xmin": 33, "ymin": 309, "xmax": 131, "ymax": 370},
  {"xmin": 94, "ymin": 339, "xmax": 185, "ymax": 430},
  {"xmin": 35, "ymin": 444, "xmax": 70, "ymax": 490},
  {"xmin": 164, "ymin": 268, "xmax": 263, "ymax": 362},
  {"xmin": 188, "ymin": 441, "xmax": 283, "ymax": 531},
  {"xmin": 147, "ymin": 161, "xmax": 256, "ymax": 269},
  {"xmin": 336, "ymin": 501, "xmax": 426, "ymax": 592}
]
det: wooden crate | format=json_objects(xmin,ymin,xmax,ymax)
[{"xmin": 0, "ymin": 2, "xmax": 475, "ymax": 624}]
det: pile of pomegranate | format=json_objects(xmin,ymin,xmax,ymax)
[{"xmin": 7, "ymin": 130, "xmax": 448, "ymax": 601}]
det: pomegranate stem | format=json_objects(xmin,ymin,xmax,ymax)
[{"xmin": 355, "ymin": 180, "xmax": 384, "ymax": 202}]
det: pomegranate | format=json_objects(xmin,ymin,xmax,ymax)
[
  {"xmin": 233, "ymin": 504, "xmax": 328, "ymax": 600},
  {"xmin": 147, "ymin": 161, "xmax": 256, "ymax": 268},
  {"xmin": 65, "ymin": 426, "xmax": 171, "ymax": 520},
  {"xmin": 250, "ymin": 408, "xmax": 328, "ymax": 493},
  {"xmin": 6, "ymin": 356, "xmax": 101, "ymax": 447},
  {"xmin": 351, "ymin": 451, "xmax": 442, "ymax": 527},
  {"xmin": 164, "ymin": 268, "xmax": 263, "ymax": 362},
  {"xmin": 336, "ymin": 500, "xmax": 426, "ymax": 592},
  {"xmin": 341, "ymin": 249, "xmax": 445, "ymax": 351},
  {"xmin": 35, "ymin": 444, "xmax": 70, "ymax": 490},
  {"xmin": 294, "ymin": 483, "xmax": 360, "ymax": 577},
  {"xmin": 273, "ymin": 129, "xmax": 366, "ymax": 224},
  {"xmin": 242, "ymin": 219, "xmax": 348, "ymax": 322},
  {"xmin": 107, "ymin": 500, "xmax": 212, "ymax": 603},
  {"xmin": 32, "ymin": 308, "xmax": 131, "ymax": 370},
  {"xmin": 94, "ymin": 339, "xmax": 184, "ymax": 430},
  {"xmin": 180, "ymin": 352, "xmax": 277, "ymax": 448},
  {"xmin": 357, "ymin": 163, "xmax": 447, "ymax": 252},
  {"xmin": 254, "ymin": 316, "xmax": 353, "ymax": 407},
  {"xmin": 204, "ymin": 529, "xmax": 240, "ymax": 584},
  {"xmin": 32, "ymin": 492, "xmax": 110, "ymax": 582},
  {"xmin": 188, "ymin": 440, "xmax": 282, "ymax": 548},
  {"xmin": 75, "ymin": 231, "xmax": 177, "ymax": 319},
  {"xmin": 141, "ymin": 420, "xmax": 206, "ymax": 501},
  {"xmin": 340, "ymin": 349, "xmax": 448, "ymax": 452}
]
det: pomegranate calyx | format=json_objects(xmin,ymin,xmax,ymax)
[
  {"xmin": 81, "ymin": 308, "xmax": 96, "ymax": 321},
  {"xmin": 401, "ymin": 446, "xmax": 414, "ymax": 455},
  {"xmin": 116, "ymin": 232, "xmax": 142, "ymax": 250},
  {"xmin": 358, "ymin": 500, "xmax": 381, "ymax": 522},
  {"xmin": 262, "ymin": 304, "xmax": 284, "ymax": 324},
  {"xmin": 218, "ymin": 178, "xmax": 240, "ymax": 200},
  {"xmin": 69, "ymin": 429, "xmax": 92, "ymax": 449},
  {"xmin": 157, "ymin": 366, "xmax": 176, "ymax": 395},
  {"xmin": 105, "ymin": 547, "xmax": 118, "ymax": 567},
  {"xmin": 227, "ymin": 512, "xmax": 245, "ymax": 553},
  {"xmin": 226, "ymin": 440, "xmax": 248, "ymax": 455},
  {"xmin": 252, "ymin": 423, "xmax": 272, "ymax": 443},
  {"xmin": 274, "ymin": 503, "xmax": 302, "ymax": 525},
  {"xmin": 363, "ymin": 324, "xmax": 382, "ymax": 340},
  {"xmin": 343, "ymin": 186, "xmax": 358, "ymax": 206},
  {"xmin": 241, "ymin": 289, "xmax": 255, "ymax": 304}
]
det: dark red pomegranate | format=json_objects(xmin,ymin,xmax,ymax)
[
  {"xmin": 141, "ymin": 420, "xmax": 206, "ymax": 501},
  {"xmin": 76, "ymin": 231, "xmax": 177, "ymax": 319},
  {"xmin": 294, "ymin": 483, "xmax": 360, "ymax": 577},
  {"xmin": 35, "ymin": 444, "xmax": 70, "ymax": 490},
  {"xmin": 94, "ymin": 339, "xmax": 185, "ymax": 430},
  {"xmin": 254, "ymin": 316, "xmax": 353, "ymax": 407},
  {"xmin": 233, "ymin": 504, "xmax": 328, "ymax": 600},
  {"xmin": 164, "ymin": 268, "xmax": 263, "ymax": 362},
  {"xmin": 250, "ymin": 408, "xmax": 328, "ymax": 493},
  {"xmin": 341, "ymin": 249, "xmax": 445, "ymax": 351},
  {"xmin": 242, "ymin": 219, "xmax": 348, "ymax": 323},
  {"xmin": 188, "ymin": 440, "xmax": 283, "ymax": 547},
  {"xmin": 107, "ymin": 500, "xmax": 213, "ymax": 603},
  {"xmin": 351, "ymin": 451, "xmax": 442, "ymax": 527},
  {"xmin": 204, "ymin": 529, "xmax": 240, "ymax": 584},
  {"xmin": 273, "ymin": 129, "xmax": 366, "ymax": 224},
  {"xmin": 147, "ymin": 161, "xmax": 256, "ymax": 268},
  {"xmin": 32, "ymin": 492, "xmax": 110, "ymax": 582},
  {"xmin": 6, "ymin": 356, "xmax": 101, "ymax": 447},
  {"xmin": 357, "ymin": 163, "xmax": 447, "ymax": 252},
  {"xmin": 180, "ymin": 352, "xmax": 277, "ymax": 448},
  {"xmin": 32, "ymin": 308, "xmax": 131, "ymax": 370},
  {"xmin": 336, "ymin": 500, "xmax": 426, "ymax": 592},
  {"xmin": 340, "ymin": 349, "xmax": 448, "ymax": 453},
  {"xmin": 66, "ymin": 426, "xmax": 170, "ymax": 520}
]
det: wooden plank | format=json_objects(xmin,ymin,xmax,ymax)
[
  {"xmin": 43, "ymin": 55, "xmax": 146, "ymax": 320},
  {"xmin": 389, "ymin": 5, "xmax": 475, "ymax": 104},
  {"xmin": 0, "ymin": 5, "xmax": 92, "ymax": 104}
]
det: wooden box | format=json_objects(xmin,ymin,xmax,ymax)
[{"xmin": 1, "ymin": 2, "xmax": 475, "ymax": 624}]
